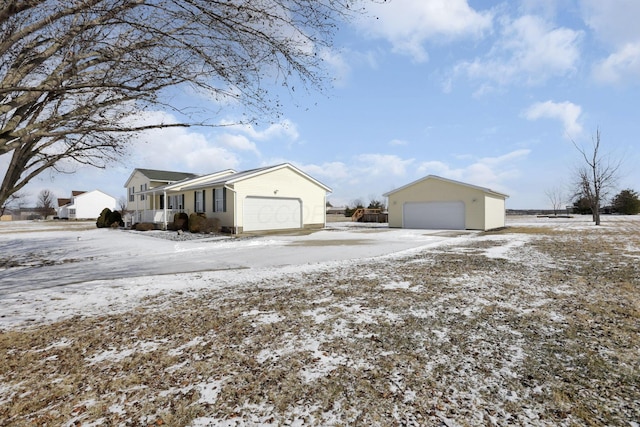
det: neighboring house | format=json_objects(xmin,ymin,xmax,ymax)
[
  {"xmin": 57, "ymin": 190, "xmax": 117, "ymax": 220},
  {"xmin": 124, "ymin": 163, "xmax": 332, "ymax": 233},
  {"xmin": 383, "ymin": 175, "xmax": 508, "ymax": 231}
]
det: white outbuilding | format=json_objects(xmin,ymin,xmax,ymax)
[
  {"xmin": 57, "ymin": 190, "xmax": 117, "ymax": 220},
  {"xmin": 383, "ymin": 175, "xmax": 509, "ymax": 231}
]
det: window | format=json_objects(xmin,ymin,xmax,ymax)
[
  {"xmin": 194, "ymin": 190, "xmax": 204, "ymax": 213},
  {"xmin": 214, "ymin": 188, "xmax": 226, "ymax": 212},
  {"xmin": 129, "ymin": 186, "xmax": 135, "ymax": 202},
  {"xmin": 169, "ymin": 194, "xmax": 184, "ymax": 210},
  {"xmin": 139, "ymin": 184, "xmax": 147, "ymax": 201}
]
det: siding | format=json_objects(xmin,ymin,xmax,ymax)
[
  {"xmin": 484, "ymin": 194, "xmax": 506, "ymax": 230},
  {"xmin": 388, "ymin": 179, "xmax": 486, "ymax": 229},
  {"xmin": 387, "ymin": 177, "xmax": 506, "ymax": 231},
  {"xmin": 73, "ymin": 191, "xmax": 117, "ymax": 219},
  {"xmin": 233, "ymin": 167, "xmax": 327, "ymax": 230}
]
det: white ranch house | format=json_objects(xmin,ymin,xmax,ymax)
[
  {"xmin": 383, "ymin": 175, "xmax": 508, "ymax": 231},
  {"xmin": 124, "ymin": 164, "xmax": 331, "ymax": 233}
]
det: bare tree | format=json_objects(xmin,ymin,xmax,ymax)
[
  {"xmin": 544, "ymin": 185, "xmax": 565, "ymax": 216},
  {"xmin": 572, "ymin": 128, "xmax": 622, "ymax": 225},
  {"xmin": 0, "ymin": 0, "xmax": 373, "ymax": 207},
  {"xmin": 36, "ymin": 189, "xmax": 56, "ymax": 218},
  {"xmin": 0, "ymin": 190, "xmax": 26, "ymax": 216}
]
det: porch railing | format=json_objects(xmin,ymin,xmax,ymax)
[{"xmin": 138, "ymin": 209, "xmax": 190, "ymax": 224}]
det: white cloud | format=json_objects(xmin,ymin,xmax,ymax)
[
  {"xmin": 355, "ymin": 154, "xmax": 414, "ymax": 176},
  {"xmin": 304, "ymin": 149, "xmax": 529, "ymax": 207},
  {"xmin": 592, "ymin": 42, "xmax": 640, "ymax": 84},
  {"xmin": 454, "ymin": 15, "xmax": 582, "ymax": 88},
  {"xmin": 132, "ymin": 126, "xmax": 240, "ymax": 173},
  {"xmin": 581, "ymin": 0, "xmax": 640, "ymax": 46},
  {"xmin": 216, "ymin": 134, "xmax": 260, "ymax": 155},
  {"xmin": 297, "ymin": 161, "xmax": 350, "ymax": 181},
  {"xmin": 360, "ymin": 0, "xmax": 493, "ymax": 62},
  {"xmin": 523, "ymin": 100, "xmax": 583, "ymax": 138},
  {"xmin": 319, "ymin": 48, "xmax": 352, "ymax": 87},
  {"xmin": 219, "ymin": 119, "xmax": 299, "ymax": 142},
  {"xmin": 581, "ymin": 0, "xmax": 640, "ymax": 85},
  {"xmin": 417, "ymin": 149, "xmax": 530, "ymax": 194}
]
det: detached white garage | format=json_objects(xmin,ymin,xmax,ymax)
[{"xmin": 384, "ymin": 175, "xmax": 508, "ymax": 231}]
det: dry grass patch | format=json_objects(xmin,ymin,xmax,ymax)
[{"xmin": 1, "ymin": 223, "xmax": 639, "ymax": 425}]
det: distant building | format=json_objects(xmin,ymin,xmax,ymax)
[{"xmin": 57, "ymin": 190, "xmax": 117, "ymax": 220}]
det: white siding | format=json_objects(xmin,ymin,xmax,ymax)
[
  {"xmin": 72, "ymin": 191, "xmax": 117, "ymax": 219},
  {"xmin": 234, "ymin": 167, "xmax": 327, "ymax": 231}
]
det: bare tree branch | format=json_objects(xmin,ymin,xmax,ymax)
[{"xmin": 1, "ymin": 0, "xmax": 375, "ymax": 206}]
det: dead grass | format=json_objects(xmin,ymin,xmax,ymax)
[{"xmin": 1, "ymin": 223, "xmax": 639, "ymax": 425}]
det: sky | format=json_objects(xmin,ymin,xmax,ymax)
[{"xmin": 14, "ymin": 0, "xmax": 640, "ymax": 209}]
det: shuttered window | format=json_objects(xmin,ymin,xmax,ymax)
[{"xmin": 214, "ymin": 188, "xmax": 226, "ymax": 212}]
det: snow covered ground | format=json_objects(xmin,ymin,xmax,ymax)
[
  {"xmin": 1, "ymin": 215, "xmax": 638, "ymax": 426},
  {"xmin": 0, "ymin": 220, "xmax": 476, "ymax": 328}
]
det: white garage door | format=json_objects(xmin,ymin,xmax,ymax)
[
  {"xmin": 243, "ymin": 197, "xmax": 302, "ymax": 231},
  {"xmin": 403, "ymin": 201, "xmax": 465, "ymax": 230}
]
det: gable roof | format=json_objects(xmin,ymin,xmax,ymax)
[
  {"xmin": 142, "ymin": 169, "xmax": 237, "ymax": 194},
  {"xmin": 136, "ymin": 168, "xmax": 198, "ymax": 182},
  {"xmin": 383, "ymin": 175, "xmax": 508, "ymax": 199},
  {"xmin": 73, "ymin": 189, "xmax": 116, "ymax": 200},
  {"xmin": 124, "ymin": 168, "xmax": 199, "ymax": 187},
  {"xmin": 179, "ymin": 163, "xmax": 332, "ymax": 192}
]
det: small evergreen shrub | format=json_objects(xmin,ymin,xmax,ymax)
[
  {"xmin": 107, "ymin": 210, "xmax": 123, "ymax": 228},
  {"xmin": 96, "ymin": 208, "xmax": 112, "ymax": 228},
  {"xmin": 173, "ymin": 212, "xmax": 189, "ymax": 231}
]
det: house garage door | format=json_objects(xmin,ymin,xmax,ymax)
[
  {"xmin": 243, "ymin": 197, "xmax": 302, "ymax": 231},
  {"xmin": 403, "ymin": 201, "xmax": 465, "ymax": 230}
]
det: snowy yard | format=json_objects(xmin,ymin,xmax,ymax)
[{"xmin": 1, "ymin": 216, "xmax": 639, "ymax": 425}]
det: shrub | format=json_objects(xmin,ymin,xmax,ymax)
[
  {"xmin": 134, "ymin": 222, "xmax": 155, "ymax": 231},
  {"xmin": 96, "ymin": 208, "xmax": 112, "ymax": 228},
  {"xmin": 188, "ymin": 214, "xmax": 221, "ymax": 234},
  {"xmin": 189, "ymin": 213, "xmax": 205, "ymax": 233},
  {"xmin": 107, "ymin": 210, "xmax": 123, "ymax": 228},
  {"xmin": 172, "ymin": 212, "xmax": 189, "ymax": 231},
  {"xmin": 205, "ymin": 217, "xmax": 221, "ymax": 233}
]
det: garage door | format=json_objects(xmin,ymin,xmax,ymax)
[
  {"xmin": 403, "ymin": 201, "xmax": 465, "ymax": 229},
  {"xmin": 243, "ymin": 197, "xmax": 302, "ymax": 231}
]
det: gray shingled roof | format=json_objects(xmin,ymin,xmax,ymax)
[{"xmin": 137, "ymin": 168, "xmax": 198, "ymax": 182}]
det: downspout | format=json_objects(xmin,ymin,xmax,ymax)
[{"xmin": 224, "ymin": 185, "xmax": 237, "ymax": 234}]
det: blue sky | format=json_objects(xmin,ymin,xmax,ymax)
[{"xmin": 22, "ymin": 0, "xmax": 640, "ymax": 209}]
